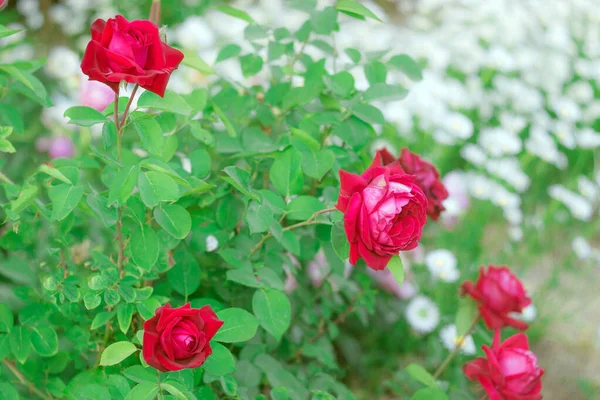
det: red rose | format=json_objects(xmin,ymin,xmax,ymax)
[
  {"xmin": 143, "ymin": 303, "xmax": 223, "ymax": 372},
  {"xmin": 81, "ymin": 15, "xmax": 183, "ymax": 97},
  {"xmin": 336, "ymin": 153, "xmax": 427, "ymax": 270},
  {"xmin": 378, "ymin": 148, "xmax": 448, "ymax": 220},
  {"xmin": 464, "ymin": 330, "xmax": 544, "ymax": 400},
  {"xmin": 461, "ymin": 266, "xmax": 531, "ymax": 331}
]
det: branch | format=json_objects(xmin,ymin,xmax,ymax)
[
  {"xmin": 3, "ymin": 360, "xmax": 53, "ymax": 400},
  {"xmin": 248, "ymin": 207, "xmax": 337, "ymax": 256},
  {"xmin": 433, "ymin": 316, "xmax": 480, "ymax": 379}
]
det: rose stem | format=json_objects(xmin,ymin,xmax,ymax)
[
  {"xmin": 248, "ymin": 207, "xmax": 338, "ymax": 256},
  {"xmin": 3, "ymin": 360, "xmax": 53, "ymax": 400},
  {"xmin": 432, "ymin": 315, "xmax": 480, "ymax": 379}
]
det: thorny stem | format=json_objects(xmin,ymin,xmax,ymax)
[
  {"xmin": 248, "ymin": 207, "xmax": 337, "ymax": 256},
  {"xmin": 432, "ymin": 315, "xmax": 480, "ymax": 379},
  {"xmin": 3, "ymin": 360, "xmax": 53, "ymax": 400},
  {"xmin": 288, "ymin": 37, "xmax": 309, "ymax": 80}
]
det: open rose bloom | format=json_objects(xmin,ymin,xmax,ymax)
[
  {"xmin": 464, "ymin": 330, "xmax": 544, "ymax": 400},
  {"xmin": 462, "ymin": 266, "xmax": 532, "ymax": 330},
  {"xmin": 81, "ymin": 15, "xmax": 183, "ymax": 97},
  {"xmin": 336, "ymin": 153, "xmax": 427, "ymax": 270},
  {"xmin": 143, "ymin": 303, "xmax": 223, "ymax": 372}
]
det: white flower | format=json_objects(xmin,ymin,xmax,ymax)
[
  {"xmin": 460, "ymin": 144, "xmax": 487, "ymax": 167},
  {"xmin": 425, "ymin": 249, "xmax": 459, "ymax": 282},
  {"xmin": 572, "ymin": 236, "xmax": 592, "ymax": 260},
  {"xmin": 578, "ymin": 176, "xmax": 599, "ymax": 202},
  {"xmin": 576, "ymin": 128, "xmax": 600, "ymax": 148},
  {"xmin": 510, "ymin": 304, "xmax": 537, "ymax": 323},
  {"xmin": 206, "ymin": 235, "xmax": 219, "ymax": 252},
  {"xmin": 45, "ymin": 46, "xmax": 80, "ymax": 80},
  {"xmin": 439, "ymin": 324, "xmax": 476, "ymax": 355},
  {"xmin": 405, "ymin": 296, "xmax": 440, "ymax": 334},
  {"xmin": 174, "ymin": 16, "xmax": 215, "ymax": 51},
  {"xmin": 551, "ymin": 97, "xmax": 581, "ymax": 123},
  {"xmin": 445, "ymin": 112, "xmax": 474, "ymax": 140},
  {"xmin": 508, "ymin": 226, "xmax": 523, "ymax": 242}
]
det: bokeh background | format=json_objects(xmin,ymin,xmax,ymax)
[{"xmin": 1, "ymin": 0, "xmax": 599, "ymax": 398}]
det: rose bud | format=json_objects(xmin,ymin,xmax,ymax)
[
  {"xmin": 81, "ymin": 15, "xmax": 184, "ymax": 97},
  {"xmin": 464, "ymin": 329, "xmax": 544, "ymax": 400},
  {"xmin": 461, "ymin": 266, "xmax": 532, "ymax": 330},
  {"xmin": 143, "ymin": 303, "xmax": 223, "ymax": 372},
  {"xmin": 377, "ymin": 148, "xmax": 449, "ymax": 221},
  {"xmin": 336, "ymin": 153, "xmax": 427, "ymax": 270}
]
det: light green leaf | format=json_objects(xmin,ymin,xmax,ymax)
[
  {"xmin": 10, "ymin": 185, "xmax": 38, "ymax": 214},
  {"xmin": 64, "ymin": 106, "xmax": 106, "ymax": 127},
  {"xmin": 0, "ymin": 139, "xmax": 15, "ymax": 153},
  {"xmin": 30, "ymin": 325, "xmax": 58, "ymax": 357},
  {"xmin": 107, "ymin": 164, "xmax": 140, "ymax": 206},
  {"xmin": 154, "ymin": 204, "xmax": 192, "ymax": 239},
  {"xmin": 137, "ymin": 90, "xmax": 193, "ymax": 116},
  {"xmin": 130, "ymin": 224, "xmax": 159, "ymax": 271},
  {"xmin": 301, "ymin": 149, "xmax": 334, "ymax": 180},
  {"xmin": 226, "ymin": 268, "xmax": 262, "ymax": 288},
  {"xmin": 246, "ymin": 201, "xmax": 274, "ymax": 234},
  {"xmin": 202, "ymin": 342, "xmax": 236, "ymax": 376},
  {"xmin": 411, "ymin": 388, "xmax": 449, "ymax": 400},
  {"xmin": 167, "ymin": 254, "xmax": 201, "ymax": 297},
  {"xmin": 138, "ymin": 171, "xmax": 180, "ymax": 208},
  {"xmin": 352, "ymin": 103, "xmax": 385, "ymax": 125},
  {"xmin": 0, "ymin": 382, "xmax": 19, "ymax": 400},
  {"xmin": 215, "ymin": 5, "xmax": 255, "ymax": 23},
  {"xmin": 252, "ymin": 289, "xmax": 291, "ymax": 341},
  {"xmin": 336, "ymin": 0, "xmax": 382, "ymax": 21},
  {"xmin": 222, "ymin": 166, "xmax": 259, "ymax": 200},
  {"xmin": 124, "ymin": 382, "xmax": 159, "ymax": 400},
  {"xmin": 91, "ymin": 311, "xmax": 115, "ymax": 330},
  {"xmin": 363, "ymin": 83, "xmax": 408, "ymax": 101},
  {"xmin": 213, "ymin": 104, "xmax": 237, "ymax": 137},
  {"xmin": 0, "ymin": 25, "xmax": 22, "ymax": 39},
  {"xmin": 100, "ymin": 341, "xmax": 138, "ymax": 366},
  {"xmin": 117, "ymin": 303, "xmax": 135, "ymax": 334},
  {"xmin": 39, "ymin": 164, "xmax": 72, "ymax": 184},
  {"xmin": 455, "ymin": 297, "xmax": 479, "ymax": 338},
  {"xmin": 405, "ymin": 363, "xmax": 438, "ymax": 387},
  {"xmin": 270, "ymin": 149, "xmax": 304, "ymax": 197},
  {"xmin": 87, "ymin": 193, "xmax": 118, "ymax": 227},
  {"xmin": 134, "ymin": 118, "xmax": 164, "ymax": 157},
  {"xmin": 9, "ymin": 326, "xmax": 31, "ymax": 364},
  {"xmin": 239, "ymin": 54, "xmax": 264, "ymax": 77},
  {"xmin": 49, "ymin": 184, "xmax": 84, "ymax": 221},
  {"xmin": 0, "ymin": 304, "xmax": 14, "ymax": 333},
  {"xmin": 389, "ymin": 54, "xmax": 423, "ymax": 81},
  {"xmin": 123, "ymin": 366, "xmax": 156, "ymax": 383},
  {"xmin": 331, "ymin": 221, "xmax": 349, "ymax": 261},
  {"xmin": 213, "ymin": 308, "xmax": 259, "ymax": 343},
  {"xmin": 216, "ymin": 44, "xmax": 242, "ymax": 63},
  {"xmin": 180, "ymin": 49, "xmax": 215, "ymax": 75},
  {"xmin": 285, "ymin": 196, "xmax": 325, "ymax": 221},
  {"xmin": 290, "ymin": 128, "xmax": 320, "ymax": 151},
  {"xmin": 387, "ymin": 255, "xmax": 404, "ymax": 286}
]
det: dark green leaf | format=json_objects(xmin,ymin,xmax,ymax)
[
  {"xmin": 252, "ymin": 289, "xmax": 291, "ymax": 341},
  {"xmin": 270, "ymin": 149, "xmax": 304, "ymax": 197},
  {"xmin": 138, "ymin": 171, "xmax": 180, "ymax": 208},
  {"xmin": 31, "ymin": 325, "xmax": 59, "ymax": 357},
  {"xmin": 107, "ymin": 165, "xmax": 140, "ymax": 206},
  {"xmin": 246, "ymin": 201, "xmax": 274, "ymax": 234},
  {"xmin": 0, "ymin": 304, "xmax": 13, "ymax": 333},
  {"xmin": 49, "ymin": 184, "xmax": 84, "ymax": 221},
  {"xmin": 130, "ymin": 224, "xmax": 159, "ymax": 270},
  {"xmin": 9, "ymin": 326, "xmax": 31, "ymax": 364},
  {"xmin": 286, "ymin": 196, "xmax": 325, "ymax": 221},
  {"xmin": 167, "ymin": 255, "xmax": 201, "ymax": 297},
  {"xmin": 331, "ymin": 221, "xmax": 349, "ymax": 260}
]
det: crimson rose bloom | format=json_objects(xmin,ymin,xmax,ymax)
[
  {"xmin": 461, "ymin": 266, "xmax": 531, "ymax": 330},
  {"xmin": 143, "ymin": 303, "xmax": 223, "ymax": 372},
  {"xmin": 336, "ymin": 153, "xmax": 427, "ymax": 270},
  {"xmin": 378, "ymin": 148, "xmax": 448, "ymax": 220},
  {"xmin": 81, "ymin": 15, "xmax": 183, "ymax": 97},
  {"xmin": 464, "ymin": 329, "xmax": 544, "ymax": 400}
]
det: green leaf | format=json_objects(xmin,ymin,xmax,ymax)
[
  {"xmin": 246, "ymin": 201, "xmax": 274, "ymax": 234},
  {"xmin": 91, "ymin": 311, "xmax": 115, "ymax": 330},
  {"xmin": 130, "ymin": 224, "xmax": 159, "ymax": 270},
  {"xmin": 107, "ymin": 165, "xmax": 140, "ymax": 206},
  {"xmin": 389, "ymin": 54, "xmax": 423, "ymax": 81},
  {"xmin": 184, "ymin": 88, "xmax": 208, "ymax": 112},
  {"xmin": 167, "ymin": 257, "xmax": 201, "ymax": 298},
  {"xmin": 123, "ymin": 366, "xmax": 156, "ymax": 383},
  {"xmin": 125, "ymin": 382, "xmax": 159, "ymax": 400},
  {"xmin": 252, "ymin": 289, "xmax": 291, "ymax": 341},
  {"xmin": 138, "ymin": 171, "xmax": 180, "ymax": 208},
  {"xmin": 290, "ymin": 128, "xmax": 320, "ymax": 151},
  {"xmin": 244, "ymin": 24, "xmax": 269, "ymax": 41},
  {"xmin": 180, "ymin": 49, "xmax": 214, "ymax": 75},
  {"xmin": 352, "ymin": 103, "xmax": 385, "ymax": 125},
  {"xmin": 331, "ymin": 221, "xmax": 349, "ymax": 260},
  {"xmin": 30, "ymin": 325, "xmax": 59, "ymax": 357},
  {"xmin": 9, "ymin": 326, "xmax": 31, "ymax": 364},
  {"xmin": 336, "ymin": 0, "xmax": 382, "ymax": 21},
  {"xmin": 38, "ymin": 164, "xmax": 73, "ymax": 184},
  {"xmin": 215, "ymin": 5, "xmax": 255, "ymax": 23},
  {"xmin": 406, "ymin": 364, "xmax": 438, "ymax": 387},
  {"xmin": 213, "ymin": 104, "xmax": 237, "ymax": 137},
  {"xmin": 64, "ymin": 106, "xmax": 106, "ymax": 127},
  {"xmin": 87, "ymin": 193, "xmax": 118, "ymax": 227},
  {"xmin": 0, "ymin": 139, "xmax": 15, "ymax": 153},
  {"xmin": 216, "ymin": 44, "xmax": 242, "ymax": 63},
  {"xmin": 226, "ymin": 268, "xmax": 262, "ymax": 288},
  {"xmin": 300, "ymin": 149, "xmax": 334, "ymax": 180},
  {"xmin": 0, "ymin": 304, "xmax": 13, "ymax": 333},
  {"xmin": 10, "ymin": 185, "xmax": 38, "ymax": 214},
  {"xmin": 411, "ymin": 388, "xmax": 449, "ymax": 400},
  {"xmin": 455, "ymin": 297, "xmax": 479, "ymax": 338},
  {"xmin": 160, "ymin": 382, "xmax": 187, "ymax": 400},
  {"xmin": 0, "ymin": 25, "xmax": 22, "ymax": 39},
  {"xmin": 154, "ymin": 205, "xmax": 191, "ymax": 239},
  {"xmin": 254, "ymin": 354, "xmax": 309, "ymax": 400},
  {"xmin": 0, "ymin": 126, "xmax": 12, "ymax": 139},
  {"xmin": 286, "ymin": 196, "xmax": 325, "ymax": 221},
  {"xmin": 270, "ymin": 149, "xmax": 304, "ymax": 197},
  {"xmin": 0, "ymin": 382, "xmax": 19, "ymax": 400},
  {"xmin": 222, "ymin": 166, "xmax": 259, "ymax": 200},
  {"xmin": 49, "ymin": 184, "xmax": 84, "ymax": 221},
  {"xmin": 311, "ymin": 6, "xmax": 338, "ymax": 35},
  {"xmin": 84, "ymin": 292, "xmax": 101, "ymax": 310},
  {"xmin": 0, "ymin": 65, "xmax": 48, "ymax": 98},
  {"xmin": 134, "ymin": 118, "xmax": 164, "ymax": 157},
  {"xmin": 100, "ymin": 341, "xmax": 138, "ymax": 366},
  {"xmin": 364, "ymin": 61, "xmax": 387, "ymax": 86},
  {"xmin": 104, "ymin": 288, "xmax": 120, "ymax": 307},
  {"xmin": 202, "ymin": 342, "xmax": 236, "ymax": 376},
  {"xmin": 387, "ymin": 255, "xmax": 404, "ymax": 285},
  {"xmin": 239, "ymin": 54, "xmax": 264, "ymax": 78},
  {"xmin": 363, "ymin": 83, "xmax": 408, "ymax": 101},
  {"xmin": 345, "ymin": 48, "xmax": 362, "ymax": 63},
  {"xmin": 326, "ymin": 71, "xmax": 354, "ymax": 98},
  {"xmin": 213, "ymin": 308, "xmax": 259, "ymax": 343},
  {"xmin": 137, "ymin": 91, "xmax": 193, "ymax": 116}
]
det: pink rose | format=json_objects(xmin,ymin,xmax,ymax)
[
  {"xmin": 461, "ymin": 266, "xmax": 532, "ymax": 330},
  {"xmin": 49, "ymin": 136, "xmax": 75, "ymax": 159},
  {"xmin": 464, "ymin": 330, "xmax": 544, "ymax": 400},
  {"xmin": 80, "ymin": 75, "xmax": 114, "ymax": 111},
  {"xmin": 336, "ymin": 152, "xmax": 427, "ymax": 270}
]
